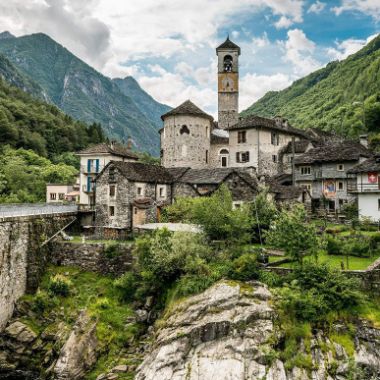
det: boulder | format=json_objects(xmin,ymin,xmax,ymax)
[
  {"xmin": 53, "ymin": 310, "xmax": 98, "ymax": 380},
  {"xmin": 4, "ymin": 321, "xmax": 37, "ymax": 343},
  {"xmin": 135, "ymin": 281, "xmax": 380, "ymax": 380}
]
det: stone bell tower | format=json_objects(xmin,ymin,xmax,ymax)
[{"xmin": 216, "ymin": 36, "xmax": 240, "ymax": 129}]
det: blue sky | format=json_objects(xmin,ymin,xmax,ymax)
[{"xmin": 0, "ymin": 0, "xmax": 379, "ymax": 117}]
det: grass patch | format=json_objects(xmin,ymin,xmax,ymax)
[
  {"xmin": 274, "ymin": 250, "xmax": 380, "ymax": 270},
  {"xmin": 20, "ymin": 266, "xmax": 142, "ymax": 380},
  {"xmin": 330, "ymin": 332, "xmax": 355, "ymax": 357}
]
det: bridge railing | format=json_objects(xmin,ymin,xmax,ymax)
[{"xmin": 0, "ymin": 203, "xmax": 78, "ymax": 218}]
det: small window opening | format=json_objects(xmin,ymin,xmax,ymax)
[{"xmin": 180, "ymin": 125, "xmax": 190, "ymax": 135}]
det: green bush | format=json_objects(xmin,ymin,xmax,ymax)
[
  {"xmin": 326, "ymin": 236, "xmax": 343, "ymax": 255},
  {"xmin": 32, "ymin": 290, "xmax": 57, "ymax": 313},
  {"xmin": 94, "ymin": 297, "xmax": 111, "ymax": 310},
  {"xmin": 114, "ymin": 272, "xmax": 140, "ymax": 302},
  {"xmin": 342, "ymin": 238, "xmax": 371, "ymax": 258},
  {"xmin": 229, "ymin": 253, "xmax": 260, "ymax": 281},
  {"xmin": 48, "ymin": 274, "xmax": 72, "ymax": 297},
  {"xmin": 104, "ymin": 243, "xmax": 122, "ymax": 258},
  {"xmin": 258, "ymin": 271, "xmax": 283, "ymax": 287},
  {"xmin": 173, "ymin": 274, "xmax": 215, "ymax": 298},
  {"xmin": 285, "ymin": 262, "xmax": 362, "ymax": 318}
]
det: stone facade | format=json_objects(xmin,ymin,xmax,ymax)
[
  {"xmin": 228, "ymin": 126, "xmax": 300, "ymax": 176},
  {"xmin": 95, "ymin": 162, "xmax": 172, "ymax": 231},
  {"xmin": 51, "ymin": 242, "xmax": 133, "ymax": 277},
  {"xmin": 216, "ymin": 38, "xmax": 240, "ymax": 130},
  {"xmin": 0, "ymin": 214, "xmax": 75, "ymax": 331},
  {"xmin": 160, "ymin": 114, "xmax": 212, "ymax": 169},
  {"xmin": 294, "ymin": 161, "xmax": 358, "ymax": 211},
  {"xmin": 173, "ymin": 171, "xmax": 258, "ymax": 203}
]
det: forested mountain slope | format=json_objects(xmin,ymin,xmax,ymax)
[
  {"xmin": 242, "ymin": 34, "xmax": 380, "ymax": 138},
  {"xmin": 0, "ymin": 32, "xmax": 170, "ymax": 155},
  {"xmin": 0, "ymin": 76, "xmax": 105, "ymax": 203}
]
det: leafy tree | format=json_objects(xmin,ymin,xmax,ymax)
[
  {"xmin": 251, "ymin": 189, "xmax": 278, "ymax": 243},
  {"xmin": 191, "ymin": 185, "xmax": 253, "ymax": 244},
  {"xmin": 266, "ymin": 204, "xmax": 320, "ymax": 264}
]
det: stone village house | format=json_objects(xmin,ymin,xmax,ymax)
[
  {"xmin": 293, "ymin": 140, "xmax": 372, "ymax": 213},
  {"xmin": 347, "ymin": 155, "xmax": 380, "ymax": 222},
  {"xmin": 94, "ymin": 161, "xmax": 259, "ymax": 235}
]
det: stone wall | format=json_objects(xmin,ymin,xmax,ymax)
[
  {"xmin": 50, "ymin": 242, "xmax": 133, "ymax": 277},
  {"xmin": 161, "ymin": 114, "xmax": 212, "ymax": 169},
  {"xmin": 0, "ymin": 214, "xmax": 75, "ymax": 331}
]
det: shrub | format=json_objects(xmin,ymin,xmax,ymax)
[
  {"xmin": 229, "ymin": 253, "xmax": 260, "ymax": 281},
  {"xmin": 287, "ymin": 262, "xmax": 362, "ymax": 315},
  {"xmin": 94, "ymin": 297, "xmax": 111, "ymax": 310},
  {"xmin": 104, "ymin": 243, "xmax": 122, "ymax": 258},
  {"xmin": 326, "ymin": 235, "xmax": 343, "ymax": 255},
  {"xmin": 114, "ymin": 272, "xmax": 140, "ymax": 302},
  {"xmin": 48, "ymin": 274, "xmax": 72, "ymax": 297},
  {"xmin": 266, "ymin": 204, "xmax": 321, "ymax": 264},
  {"xmin": 342, "ymin": 237, "xmax": 371, "ymax": 258},
  {"xmin": 258, "ymin": 271, "xmax": 283, "ymax": 287},
  {"xmin": 32, "ymin": 290, "xmax": 57, "ymax": 313},
  {"xmin": 173, "ymin": 274, "xmax": 215, "ymax": 298}
]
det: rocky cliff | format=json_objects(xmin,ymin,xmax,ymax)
[{"xmin": 136, "ymin": 281, "xmax": 380, "ymax": 380}]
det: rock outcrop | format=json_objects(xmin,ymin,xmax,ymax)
[
  {"xmin": 53, "ymin": 310, "xmax": 98, "ymax": 380},
  {"xmin": 135, "ymin": 281, "xmax": 380, "ymax": 380}
]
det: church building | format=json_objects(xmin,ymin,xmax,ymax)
[{"xmin": 159, "ymin": 37, "xmax": 308, "ymax": 176}]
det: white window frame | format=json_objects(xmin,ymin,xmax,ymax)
[
  {"xmin": 300, "ymin": 166, "xmax": 311, "ymax": 175},
  {"xmin": 337, "ymin": 164, "xmax": 345, "ymax": 171}
]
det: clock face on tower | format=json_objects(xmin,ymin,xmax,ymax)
[{"xmin": 218, "ymin": 73, "xmax": 238, "ymax": 92}]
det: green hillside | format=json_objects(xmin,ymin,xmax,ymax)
[
  {"xmin": 0, "ymin": 76, "xmax": 105, "ymax": 203},
  {"xmin": 242, "ymin": 34, "xmax": 380, "ymax": 138},
  {"xmin": 0, "ymin": 33, "xmax": 170, "ymax": 155}
]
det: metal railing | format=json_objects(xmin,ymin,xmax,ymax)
[
  {"xmin": 347, "ymin": 183, "xmax": 380, "ymax": 193},
  {"xmin": 0, "ymin": 203, "xmax": 78, "ymax": 218}
]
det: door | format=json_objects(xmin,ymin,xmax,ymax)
[{"xmin": 132, "ymin": 207, "xmax": 147, "ymax": 227}]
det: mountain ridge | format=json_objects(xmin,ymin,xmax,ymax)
[
  {"xmin": 242, "ymin": 33, "xmax": 380, "ymax": 137},
  {"xmin": 0, "ymin": 32, "xmax": 170, "ymax": 154}
]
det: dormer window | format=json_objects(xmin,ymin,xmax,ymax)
[
  {"xmin": 180, "ymin": 125, "xmax": 190, "ymax": 135},
  {"xmin": 224, "ymin": 55, "xmax": 233, "ymax": 72}
]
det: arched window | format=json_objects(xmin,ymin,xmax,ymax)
[
  {"xmin": 180, "ymin": 125, "xmax": 190, "ymax": 135},
  {"xmin": 219, "ymin": 148, "xmax": 229, "ymax": 168},
  {"xmin": 224, "ymin": 55, "xmax": 233, "ymax": 72}
]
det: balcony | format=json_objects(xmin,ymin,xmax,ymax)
[{"xmin": 347, "ymin": 183, "xmax": 380, "ymax": 193}]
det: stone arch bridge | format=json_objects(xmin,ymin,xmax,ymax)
[{"xmin": 0, "ymin": 204, "xmax": 78, "ymax": 330}]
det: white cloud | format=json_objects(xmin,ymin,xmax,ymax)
[
  {"xmin": 326, "ymin": 34, "xmax": 378, "ymax": 60},
  {"xmin": 252, "ymin": 32, "xmax": 270, "ymax": 47},
  {"xmin": 240, "ymin": 72, "xmax": 293, "ymax": 109},
  {"xmin": 275, "ymin": 16, "xmax": 294, "ymax": 29},
  {"xmin": 282, "ymin": 29, "xmax": 321, "ymax": 76},
  {"xmin": 333, "ymin": 0, "xmax": 380, "ymax": 20},
  {"xmin": 308, "ymin": 1, "xmax": 326, "ymax": 14}
]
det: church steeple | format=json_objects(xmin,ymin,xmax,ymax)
[{"xmin": 216, "ymin": 37, "xmax": 240, "ymax": 129}]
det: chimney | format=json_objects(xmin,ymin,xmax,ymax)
[
  {"xmin": 126, "ymin": 137, "xmax": 133, "ymax": 150},
  {"xmin": 110, "ymin": 140, "xmax": 116, "ymax": 150},
  {"xmin": 359, "ymin": 134, "xmax": 368, "ymax": 148}
]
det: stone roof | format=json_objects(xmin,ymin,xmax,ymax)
[
  {"xmin": 282, "ymin": 140, "xmax": 312, "ymax": 154},
  {"xmin": 104, "ymin": 161, "xmax": 174, "ymax": 183},
  {"xmin": 161, "ymin": 100, "xmax": 213, "ymax": 121},
  {"xmin": 77, "ymin": 143, "xmax": 138, "ymax": 159},
  {"xmin": 216, "ymin": 37, "xmax": 241, "ymax": 54},
  {"xmin": 166, "ymin": 167, "xmax": 191, "ymax": 180},
  {"xmin": 211, "ymin": 128, "xmax": 229, "ymax": 144},
  {"xmin": 265, "ymin": 175, "xmax": 304, "ymax": 201},
  {"xmin": 226, "ymin": 115, "xmax": 308, "ymax": 138},
  {"xmin": 294, "ymin": 141, "xmax": 372, "ymax": 165},
  {"xmin": 348, "ymin": 156, "xmax": 380, "ymax": 174},
  {"xmin": 175, "ymin": 167, "xmax": 258, "ymax": 189}
]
